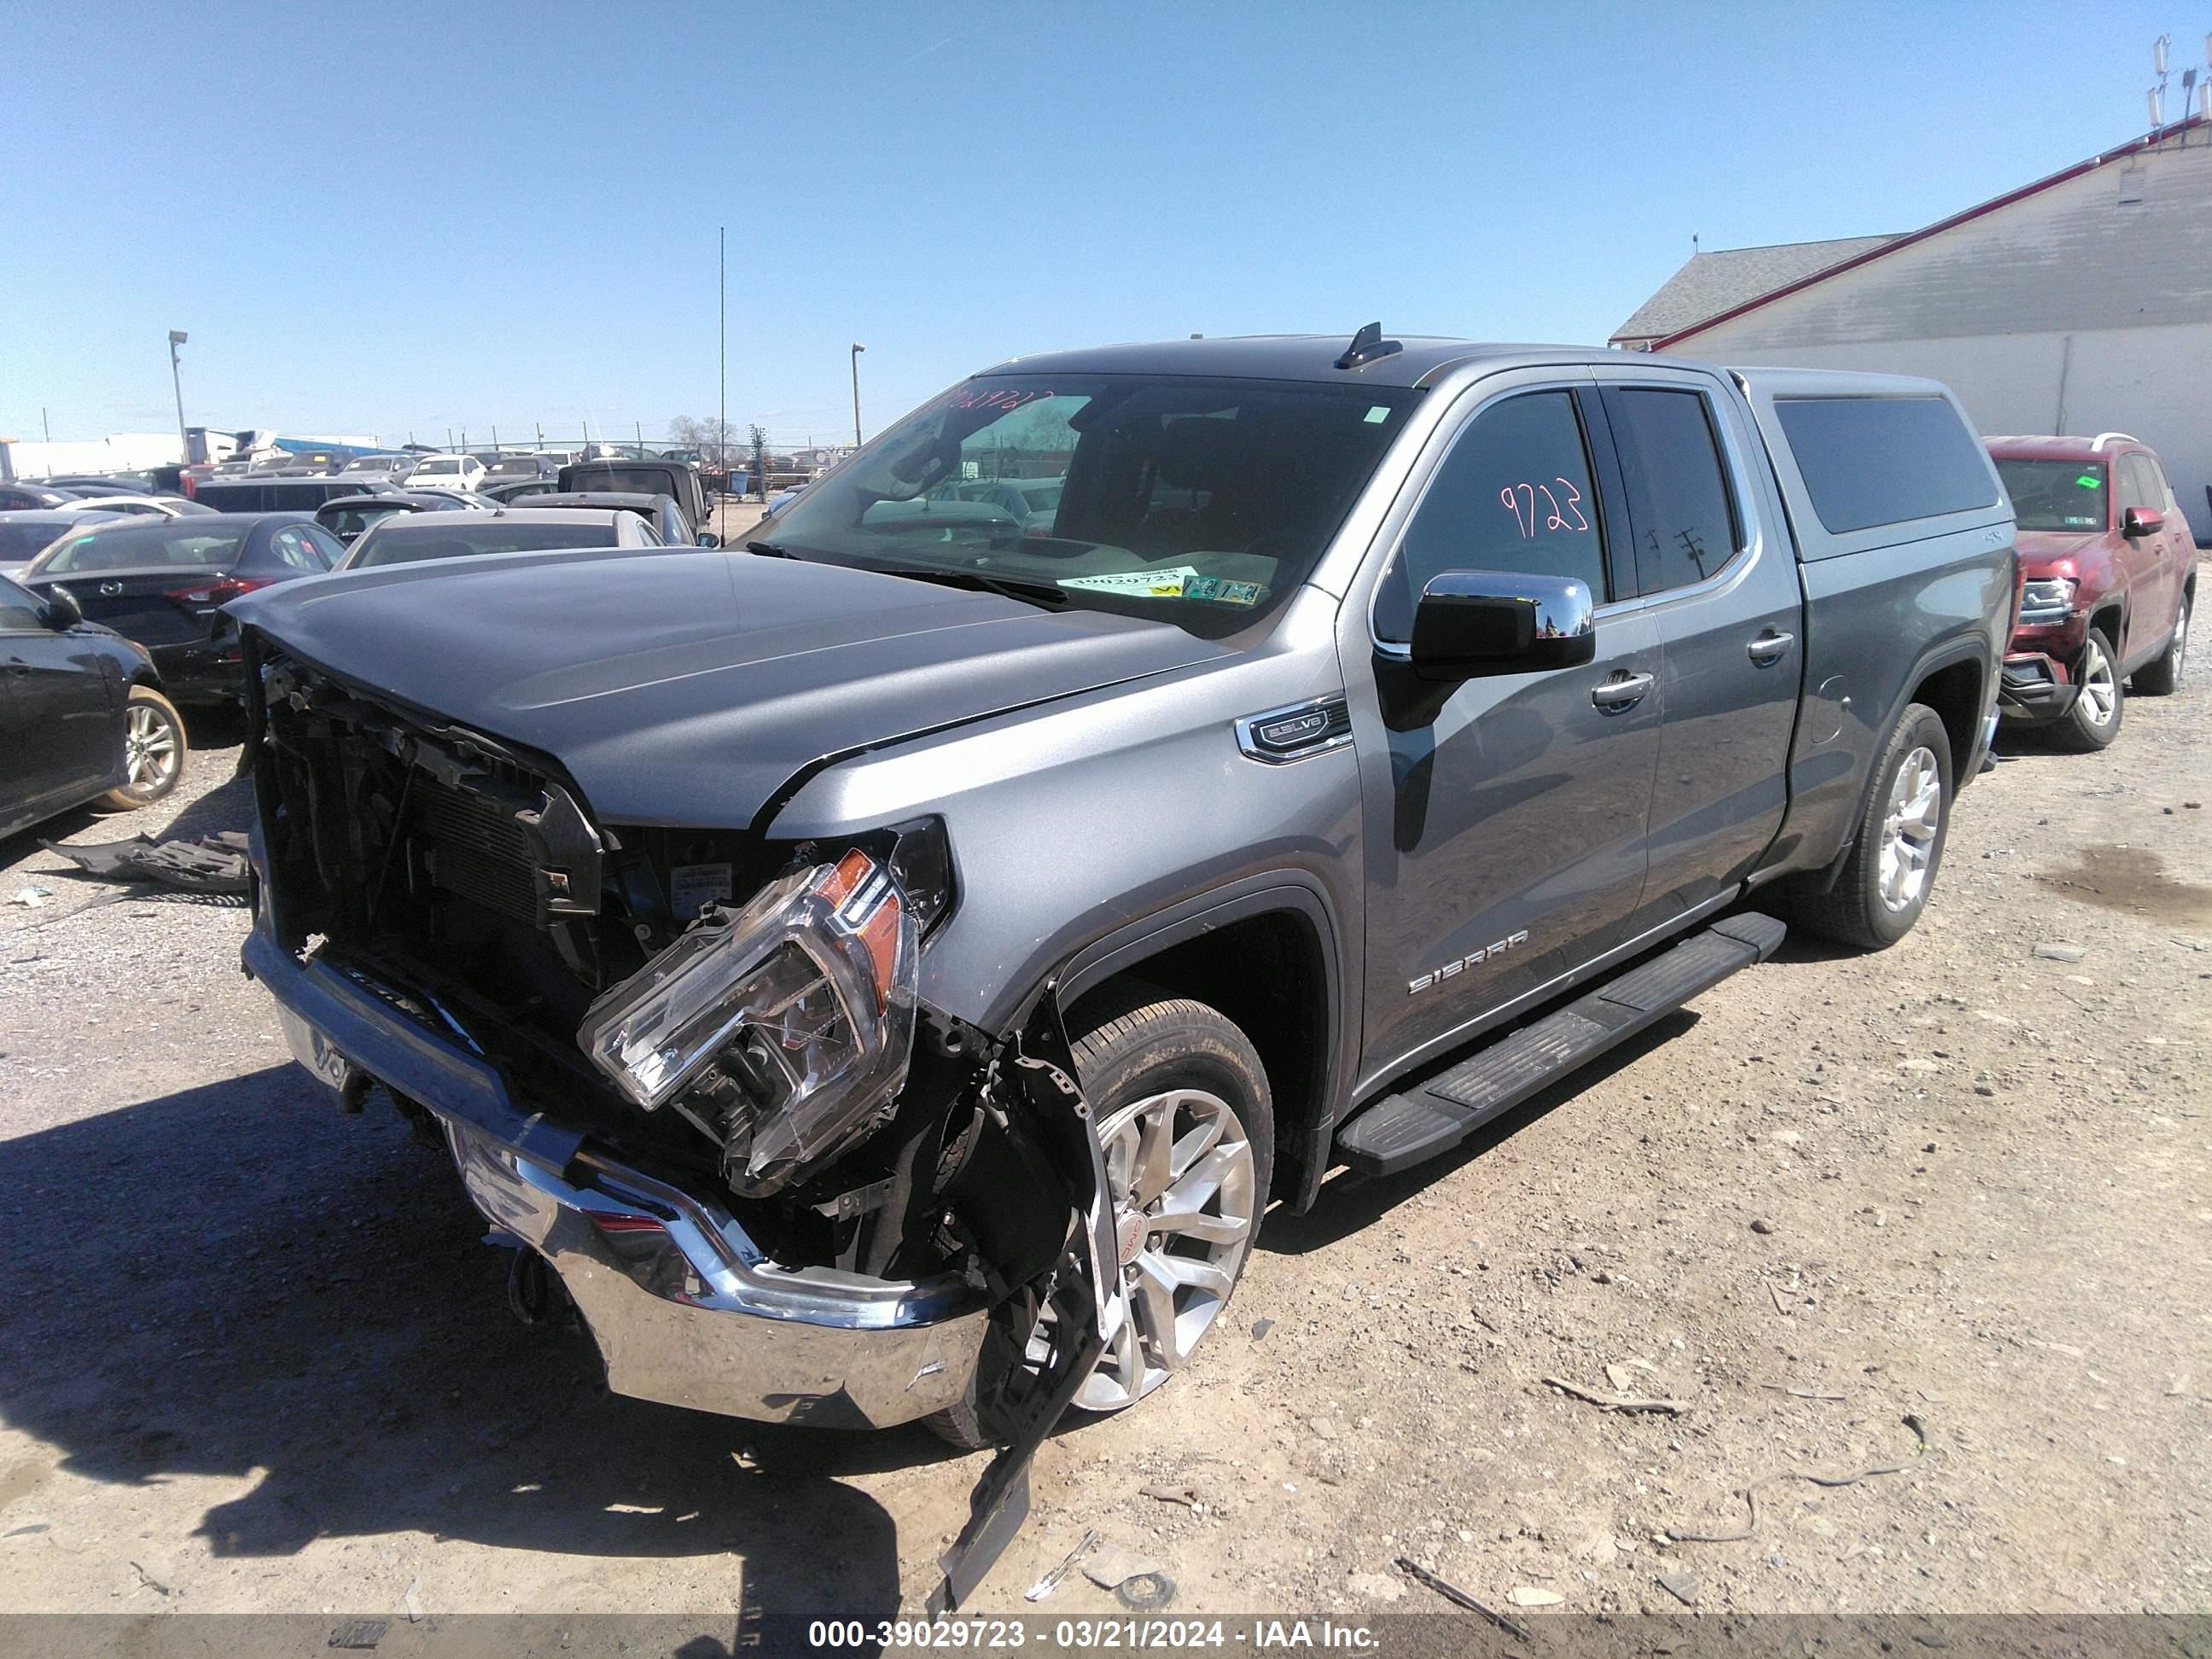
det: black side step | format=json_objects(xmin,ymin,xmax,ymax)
[{"xmin": 1338, "ymin": 912, "xmax": 1787, "ymax": 1179}]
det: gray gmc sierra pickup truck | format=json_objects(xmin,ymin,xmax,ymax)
[{"xmin": 232, "ymin": 331, "xmax": 2015, "ymax": 1606}]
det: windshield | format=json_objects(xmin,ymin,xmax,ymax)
[
  {"xmin": 486, "ymin": 457, "xmax": 546, "ymax": 478},
  {"xmin": 347, "ymin": 521, "xmax": 622, "ymax": 568},
  {"xmin": 0, "ymin": 523, "xmax": 65, "ymax": 564},
  {"xmin": 32, "ymin": 523, "xmax": 247, "ymax": 574},
  {"xmin": 765, "ymin": 375, "xmax": 1417, "ymax": 636},
  {"xmin": 1995, "ymin": 458, "xmax": 2108, "ymax": 533}
]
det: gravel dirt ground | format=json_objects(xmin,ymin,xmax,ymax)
[{"xmin": 1, "ymin": 618, "xmax": 2206, "ymax": 1626}]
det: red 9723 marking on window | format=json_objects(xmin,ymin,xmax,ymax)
[
  {"xmin": 948, "ymin": 387, "xmax": 1053, "ymax": 414},
  {"xmin": 1498, "ymin": 478, "xmax": 1588, "ymax": 538}
]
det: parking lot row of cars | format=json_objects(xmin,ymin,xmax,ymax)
[
  {"xmin": 3, "ymin": 420, "xmax": 2196, "ymax": 849},
  {"xmin": 0, "ymin": 453, "xmax": 730, "ymax": 833}
]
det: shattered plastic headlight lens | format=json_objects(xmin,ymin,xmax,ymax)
[{"xmin": 579, "ymin": 848, "xmax": 919, "ymax": 1195}]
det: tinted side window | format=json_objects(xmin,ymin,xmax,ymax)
[
  {"xmin": 1603, "ymin": 387, "xmax": 1741, "ymax": 595},
  {"xmin": 270, "ymin": 527, "xmax": 322, "ymax": 571},
  {"xmin": 2115, "ymin": 454, "xmax": 2157, "ymax": 514},
  {"xmin": 0, "ymin": 575, "xmax": 44, "ymax": 632},
  {"xmin": 1773, "ymin": 396, "xmax": 1998, "ymax": 533},
  {"xmin": 1376, "ymin": 390, "xmax": 1606, "ymax": 642}
]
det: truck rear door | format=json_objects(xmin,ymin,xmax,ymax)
[{"xmin": 1590, "ymin": 368, "xmax": 1802, "ymax": 928}]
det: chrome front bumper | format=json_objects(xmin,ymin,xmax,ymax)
[{"xmin": 245, "ymin": 925, "xmax": 988, "ymax": 1430}]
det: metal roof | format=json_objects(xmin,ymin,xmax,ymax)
[
  {"xmin": 1646, "ymin": 114, "xmax": 2211, "ymax": 349},
  {"xmin": 1610, "ymin": 236, "xmax": 1902, "ymax": 344}
]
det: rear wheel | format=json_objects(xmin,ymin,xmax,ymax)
[
  {"xmin": 2132, "ymin": 586, "xmax": 2191, "ymax": 696},
  {"xmin": 923, "ymin": 992, "xmax": 1272, "ymax": 1447},
  {"xmin": 98, "ymin": 685, "xmax": 186, "ymax": 810},
  {"xmin": 1788, "ymin": 702, "xmax": 1953, "ymax": 950},
  {"xmin": 2049, "ymin": 629, "xmax": 2122, "ymax": 751}
]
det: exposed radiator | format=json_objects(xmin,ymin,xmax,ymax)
[{"xmin": 414, "ymin": 776, "xmax": 538, "ymax": 921}]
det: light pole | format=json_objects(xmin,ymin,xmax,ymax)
[
  {"xmin": 850, "ymin": 342, "xmax": 866, "ymax": 448},
  {"xmin": 167, "ymin": 330, "xmax": 189, "ymax": 453}
]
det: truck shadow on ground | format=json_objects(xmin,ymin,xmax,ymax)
[
  {"xmin": 1263, "ymin": 1010, "xmax": 1701, "ymax": 1254},
  {"xmin": 0, "ymin": 1062, "xmax": 956, "ymax": 1617}
]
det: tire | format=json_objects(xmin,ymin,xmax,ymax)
[
  {"xmin": 923, "ymin": 992, "xmax": 1273, "ymax": 1447},
  {"xmin": 2132, "ymin": 585, "xmax": 2191, "ymax": 697},
  {"xmin": 1788, "ymin": 702, "xmax": 1953, "ymax": 950},
  {"xmin": 2048, "ymin": 628, "xmax": 2123, "ymax": 752},
  {"xmin": 98, "ymin": 684, "xmax": 187, "ymax": 810}
]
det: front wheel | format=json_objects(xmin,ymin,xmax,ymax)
[
  {"xmin": 1787, "ymin": 702, "xmax": 1953, "ymax": 950},
  {"xmin": 2132, "ymin": 586, "xmax": 2191, "ymax": 696},
  {"xmin": 923, "ymin": 993, "xmax": 1272, "ymax": 1447},
  {"xmin": 2049, "ymin": 628, "xmax": 2122, "ymax": 751},
  {"xmin": 99, "ymin": 684, "xmax": 187, "ymax": 810}
]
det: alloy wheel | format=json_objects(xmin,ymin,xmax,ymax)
[
  {"xmin": 123, "ymin": 703, "xmax": 180, "ymax": 795},
  {"xmin": 1877, "ymin": 744, "xmax": 1941, "ymax": 913},
  {"xmin": 1071, "ymin": 1086, "xmax": 1257, "ymax": 1412},
  {"xmin": 2077, "ymin": 639, "xmax": 2117, "ymax": 726}
]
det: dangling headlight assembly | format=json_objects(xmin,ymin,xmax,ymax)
[{"xmin": 579, "ymin": 846, "xmax": 922, "ymax": 1196}]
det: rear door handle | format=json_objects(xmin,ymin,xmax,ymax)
[
  {"xmin": 1747, "ymin": 630, "xmax": 1795, "ymax": 665},
  {"xmin": 1591, "ymin": 671, "xmax": 1655, "ymax": 710}
]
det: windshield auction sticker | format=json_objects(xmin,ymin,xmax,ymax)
[{"xmin": 1058, "ymin": 565, "xmax": 1201, "ymax": 597}]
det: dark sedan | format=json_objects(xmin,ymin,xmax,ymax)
[
  {"xmin": 0, "ymin": 509, "xmax": 123, "ymax": 577},
  {"xmin": 1, "ymin": 574, "xmax": 186, "ymax": 836},
  {"xmin": 20, "ymin": 514, "xmax": 345, "ymax": 704},
  {"xmin": 0, "ymin": 484, "xmax": 84, "ymax": 513}
]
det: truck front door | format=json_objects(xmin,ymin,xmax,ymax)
[
  {"xmin": 1593, "ymin": 373, "xmax": 1803, "ymax": 929},
  {"xmin": 1345, "ymin": 376, "xmax": 1662, "ymax": 1086}
]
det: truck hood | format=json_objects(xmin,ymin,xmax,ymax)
[
  {"xmin": 2014, "ymin": 529, "xmax": 2106, "ymax": 575},
  {"xmin": 231, "ymin": 549, "xmax": 1229, "ymax": 828}
]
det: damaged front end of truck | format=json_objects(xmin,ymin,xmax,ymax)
[{"xmin": 236, "ymin": 632, "xmax": 1115, "ymax": 1608}]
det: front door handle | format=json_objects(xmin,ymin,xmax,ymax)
[
  {"xmin": 1591, "ymin": 671, "xmax": 1655, "ymax": 710},
  {"xmin": 1747, "ymin": 630, "xmax": 1795, "ymax": 665}
]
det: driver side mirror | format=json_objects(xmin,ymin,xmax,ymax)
[
  {"xmin": 40, "ymin": 585, "xmax": 84, "ymax": 631},
  {"xmin": 1410, "ymin": 572, "xmax": 1596, "ymax": 683},
  {"xmin": 2122, "ymin": 505, "xmax": 2166, "ymax": 538},
  {"xmin": 696, "ymin": 532, "xmax": 721, "ymax": 548}
]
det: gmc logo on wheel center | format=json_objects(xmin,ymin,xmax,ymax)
[{"xmin": 1409, "ymin": 931, "xmax": 1529, "ymax": 995}]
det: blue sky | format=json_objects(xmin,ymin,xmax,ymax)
[{"xmin": 1, "ymin": 1, "xmax": 2197, "ymax": 447}]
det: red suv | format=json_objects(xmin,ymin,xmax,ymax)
[{"xmin": 1988, "ymin": 434, "xmax": 2195, "ymax": 750}]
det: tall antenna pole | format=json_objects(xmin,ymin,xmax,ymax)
[{"xmin": 719, "ymin": 225, "xmax": 727, "ymax": 497}]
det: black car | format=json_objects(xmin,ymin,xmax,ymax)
[
  {"xmin": 41, "ymin": 472, "xmax": 154, "ymax": 495},
  {"xmin": 313, "ymin": 491, "xmax": 469, "ymax": 545},
  {"xmin": 190, "ymin": 476, "xmax": 399, "ymax": 514},
  {"xmin": 477, "ymin": 478, "xmax": 561, "ymax": 504},
  {"xmin": 20, "ymin": 514, "xmax": 344, "ymax": 704},
  {"xmin": 0, "ymin": 483, "xmax": 83, "ymax": 512},
  {"xmin": 0, "ymin": 574, "xmax": 185, "ymax": 836},
  {"xmin": 483, "ymin": 456, "xmax": 560, "ymax": 485},
  {"xmin": 0, "ymin": 509, "xmax": 121, "ymax": 575}
]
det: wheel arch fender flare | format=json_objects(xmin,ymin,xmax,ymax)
[
  {"xmin": 1012, "ymin": 870, "xmax": 1353, "ymax": 1214},
  {"xmin": 1804, "ymin": 640, "xmax": 1985, "ymax": 896}
]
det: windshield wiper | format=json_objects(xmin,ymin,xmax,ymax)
[
  {"xmin": 868, "ymin": 564, "xmax": 1069, "ymax": 610},
  {"xmin": 745, "ymin": 539, "xmax": 791, "ymax": 557}
]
